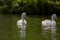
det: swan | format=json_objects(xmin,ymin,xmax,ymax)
[
  {"xmin": 42, "ymin": 14, "xmax": 57, "ymax": 30},
  {"xmin": 17, "ymin": 12, "xmax": 27, "ymax": 29},
  {"xmin": 17, "ymin": 12, "xmax": 27, "ymax": 40},
  {"xmin": 42, "ymin": 14, "xmax": 57, "ymax": 40}
]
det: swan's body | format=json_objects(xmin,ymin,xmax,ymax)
[
  {"xmin": 17, "ymin": 19, "xmax": 27, "ymax": 30},
  {"xmin": 42, "ymin": 20, "xmax": 52, "ymax": 26},
  {"xmin": 42, "ymin": 19, "xmax": 56, "ymax": 30},
  {"xmin": 42, "ymin": 20, "xmax": 52, "ymax": 30},
  {"xmin": 42, "ymin": 14, "xmax": 57, "ymax": 40}
]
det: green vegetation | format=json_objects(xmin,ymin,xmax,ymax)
[{"xmin": 0, "ymin": 0, "xmax": 60, "ymax": 15}]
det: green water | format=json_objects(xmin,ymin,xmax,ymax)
[{"xmin": 0, "ymin": 14, "xmax": 60, "ymax": 40}]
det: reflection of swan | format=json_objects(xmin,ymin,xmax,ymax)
[
  {"xmin": 42, "ymin": 14, "xmax": 57, "ymax": 40},
  {"xmin": 17, "ymin": 12, "xmax": 27, "ymax": 40}
]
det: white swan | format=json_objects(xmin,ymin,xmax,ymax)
[
  {"xmin": 17, "ymin": 12, "xmax": 27, "ymax": 40},
  {"xmin": 42, "ymin": 14, "xmax": 57, "ymax": 40},
  {"xmin": 42, "ymin": 14, "xmax": 57, "ymax": 30},
  {"xmin": 17, "ymin": 12, "xmax": 27, "ymax": 29}
]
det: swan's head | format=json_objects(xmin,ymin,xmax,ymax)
[
  {"xmin": 21, "ymin": 12, "xmax": 26, "ymax": 19},
  {"xmin": 51, "ymin": 14, "xmax": 57, "ymax": 20}
]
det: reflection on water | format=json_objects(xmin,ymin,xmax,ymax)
[{"xmin": 42, "ymin": 26, "xmax": 56, "ymax": 40}]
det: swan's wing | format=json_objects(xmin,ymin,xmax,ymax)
[
  {"xmin": 17, "ymin": 20, "xmax": 22, "ymax": 25},
  {"xmin": 42, "ymin": 20, "xmax": 52, "ymax": 26}
]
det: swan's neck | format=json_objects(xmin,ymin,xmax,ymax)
[
  {"xmin": 51, "ymin": 18, "xmax": 55, "ymax": 21},
  {"xmin": 21, "ymin": 18, "xmax": 24, "ymax": 21}
]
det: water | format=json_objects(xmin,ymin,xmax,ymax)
[
  {"xmin": 42, "ymin": 26, "xmax": 56, "ymax": 40},
  {"xmin": 18, "ymin": 28, "xmax": 26, "ymax": 40}
]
